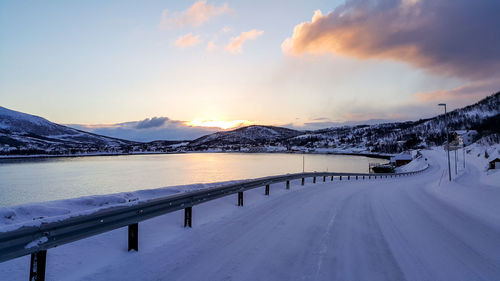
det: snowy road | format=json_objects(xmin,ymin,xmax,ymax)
[{"xmin": 2, "ymin": 149, "xmax": 500, "ymax": 280}]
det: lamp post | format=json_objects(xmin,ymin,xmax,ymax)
[
  {"xmin": 463, "ymin": 145, "xmax": 466, "ymax": 169},
  {"xmin": 302, "ymin": 154, "xmax": 305, "ymax": 173},
  {"xmin": 438, "ymin": 103, "xmax": 452, "ymax": 181}
]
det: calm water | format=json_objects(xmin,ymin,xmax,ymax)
[{"xmin": 0, "ymin": 153, "xmax": 387, "ymax": 206}]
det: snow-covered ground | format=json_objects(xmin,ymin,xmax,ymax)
[{"xmin": 1, "ymin": 143, "xmax": 499, "ymax": 280}]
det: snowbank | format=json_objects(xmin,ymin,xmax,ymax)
[
  {"xmin": 0, "ymin": 180, "xmax": 244, "ymax": 232},
  {"xmin": 395, "ymin": 153, "xmax": 429, "ymax": 173}
]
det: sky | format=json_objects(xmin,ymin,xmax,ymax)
[{"xmin": 1, "ymin": 0, "xmax": 499, "ymax": 141}]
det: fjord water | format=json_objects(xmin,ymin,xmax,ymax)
[{"xmin": 0, "ymin": 153, "xmax": 387, "ymax": 206}]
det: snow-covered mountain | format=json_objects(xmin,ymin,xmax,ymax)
[
  {"xmin": 284, "ymin": 92, "xmax": 499, "ymax": 153},
  {"xmin": 1, "ymin": 91, "xmax": 498, "ymax": 156},
  {"xmin": 189, "ymin": 125, "xmax": 302, "ymax": 147},
  {"xmin": 187, "ymin": 92, "xmax": 499, "ymax": 153},
  {"xmin": 0, "ymin": 107, "xmax": 135, "ymax": 155}
]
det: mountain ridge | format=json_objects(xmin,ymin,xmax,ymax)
[{"xmin": 1, "ymin": 92, "xmax": 498, "ymax": 155}]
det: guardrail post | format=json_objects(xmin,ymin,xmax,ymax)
[
  {"xmin": 323, "ymin": 176, "xmax": 326, "ymax": 182},
  {"xmin": 128, "ymin": 223, "xmax": 138, "ymax": 252},
  {"xmin": 347, "ymin": 176, "xmax": 350, "ymax": 180},
  {"xmin": 29, "ymin": 250, "xmax": 47, "ymax": 281},
  {"xmin": 184, "ymin": 207, "xmax": 192, "ymax": 228},
  {"xmin": 286, "ymin": 180, "xmax": 290, "ymax": 189},
  {"xmin": 238, "ymin": 192, "xmax": 244, "ymax": 206},
  {"xmin": 363, "ymin": 176, "xmax": 365, "ymax": 180},
  {"xmin": 368, "ymin": 175, "xmax": 371, "ymax": 179},
  {"xmin": 331, "ymin": 176, "xmax": 333, "ymax": 181},
  {"xmin": 265, "ymin": 184, "xmax": 270, "ymax": 195},
  {"xmin": 301, "ymin": 178, "xmax": 305, "ymax": 185},
  {"xmin": 313, "ymin": 177, "xmax": 316, "ymax": 183},
  {"xmin": 340, "ymin": 176, "xmax": 342, "ymax": 181},
  {"xmin": 356, "ymin": 176, "xmax": 358, "ymax": 180}
]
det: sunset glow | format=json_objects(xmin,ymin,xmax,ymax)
[
  {"xmin": 186, "ymin": 119, "xmax": 254, "ymax": 130},
  {"xmin": 1, "ymin": 0, "xmax": 498, "ymax": 135}
]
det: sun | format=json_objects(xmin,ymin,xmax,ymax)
[{"xmin": 186, "ymin": 119, "xmax": 254, "ymax": 130}]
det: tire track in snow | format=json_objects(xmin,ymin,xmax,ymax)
[
  {"xmin": 312, "ymin": 189, "xmax": 362, "ymax": 281},
  {"xmin": 387, "ymin": 183, "xmax": 500, "ymax": 280},
  {"xmin": 312, "ymin": 187, "xmax": 406, "ymax": 281}
]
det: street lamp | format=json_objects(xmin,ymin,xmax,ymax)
[{"xmin": 438, "ymin": 103, "xmax": 452, "ymax": 181}]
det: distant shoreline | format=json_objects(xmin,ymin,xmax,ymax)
[{"xmin": 0, "ymin": 150, "xmax": 392, "ymax": 161}]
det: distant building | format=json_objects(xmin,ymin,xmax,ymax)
[
  {"xmin": 489, "ymin": 158, "xmax": 500, "ymax": 170},
  {"xmin": 455, "ymin": 130, "xmax": 478, "ymax": 146},
  {"xmin": 390, "ymin": 153, "xmax": 413, "ymax": 167}
]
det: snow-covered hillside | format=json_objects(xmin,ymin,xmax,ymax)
[
  {"xmin": 0, "ymin": 106, "xmax": 134, "ymax": 155},
  {"xmin": 189, "ymin": 125, "xmax": 302, "ymax": 147},
  {"xmin": 284, "ymin": 92, "xmax": 499, "ymax": 153},
  {"xmin": 183, "ymin": 92, "xmax": 499, "ymax": 154},
  {"xmin": 1, "ymin": 92, "xmax": 498, "ymax": 156}
]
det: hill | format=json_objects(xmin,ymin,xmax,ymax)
[{"xmin": 0, "ymin": 107, "xmax": 135, "ymax": 155}]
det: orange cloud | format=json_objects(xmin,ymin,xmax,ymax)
[
  {"xmin": 206, "ymin": 40, "xmax": 216, "ymax": 51},
  {"xmin": 282, "ymin": 1, "xmax": 500, "ymax": 80},
  {"xmin": 161, "ymin": 0, "xmax": 233, "ymax": 29},
  {"xmin": 175, "ymin": 33, "xmax": 202, "ymax": 48},
  {"xmin": 414, "ymin": 80, "xmax": 500, "ymax": 103},
  {"xmin": 225, "ymin": 29, "xmax": 263, "ymax": 54},
  {"xmin": 186, "ymin": 119, "xmax": 254, "ymax": 130}
]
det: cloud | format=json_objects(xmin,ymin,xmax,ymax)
[
  {"xmin": 69, "ymin": 117, "xmax": 220, "ymax": 142},
  {"xmin": 175, "ymin": 33, "xmax": 202, "ymax": 48},
  {"xmin": 282, "ymin": 0, "xmax": 500, "ymax": 80},
  {"xmin": 160, "ymin": 0, "xmax": 233, "ymax": 29},
  {"xmin": 220, "ymin": 26, "xmax": 232, "ymax": 33},
  {"xmin": 206, "ymin": 40, "xmax": 216, "ymax": 51},
  {"xmin": 225, "ymin": 29, "xmax": 264, "ymax": 54},
  {"xmin": 414, "ymin": 79, "xmax": 500, "ymax": 103},
  {"xmin": 136, "ymin": 117, "xmax": 169, "ymax": 129}
]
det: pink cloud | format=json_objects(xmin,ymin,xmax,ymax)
[
  {"xmin": 175, "ymin": 33, "xmax": 202, "ymax": 48},
  {"xmin": 282, "ymin": 0, "xmax": 500, "ymax": 80},
  {"xmin": 414, "ymin": 79, "xmax": 500, "ymax": 103},
  {"xmin": 225, "ymin": 29, "xmax": 263, "ymax": 54},
  {"xmin": 206, "ymin": 40, "xmax": 217, "ymax": 51},
  {"xmin": 161, "ymin": 0, "xmax": 233, "ymax": 29}
]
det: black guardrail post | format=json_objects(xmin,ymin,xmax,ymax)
[
  {"xmin": 347, "ymin": 176, "xmax": 350, "ymax": 180},
  {"xmin": 356, "ymin": 176, "xmax": 358, "ymax": 180},
  {"xmin": 323, "ymin": 176, "xmax": 326, "ymax": 182},
  {"xmin": 128, "ymin": 223, "xmax": 138, "ymax": 252},
  {"xmin": 29, "ymin": 250, "xmax": 47, "ymax": 281},
  {"xmin": 238, "ymin": 192, "xmax": 244, "ymax": 206},
  {"xmin": 340, "ymin": 176, "xmax": 342, "ymax": 180},
  {"xmin": 286, "ymin": 180, "xmax": 290, "ymax": 189},
  {"xmin": 313, "ymin": 177, "xmax": 316, "ymax": 183},
  {"xmin": 265, "ymin": 184, "xmax": 270, "ymax": 195},
  {"xmin": 301, "ymin": 178, "xmax": 305, "ymax": 185},
  {"xmin": 331, "ymin": 176, "xmax": 333, "ymax": 181},
  {"xmin": 184, "ymin": 207, "xmax": 192, "ymax": 228}
]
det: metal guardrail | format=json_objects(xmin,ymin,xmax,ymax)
[{"xmin": 0, "ymin": 166, "xmax": 428, "ymax": 280}]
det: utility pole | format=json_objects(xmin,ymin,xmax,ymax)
[
  {"xmin": 438, "ymin": 104, "xmax": 452, "ymax": 181},
  {"xmin": 463, "ymin": 145, "xmax": 466, "ymax": 169},
  {"xmin": 302, "ymin": 154, "xmax": 305, "ymax": 173},
  {"xmin": 455, "ymin": 149, "xmax": 457, "ymax": 174}
]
